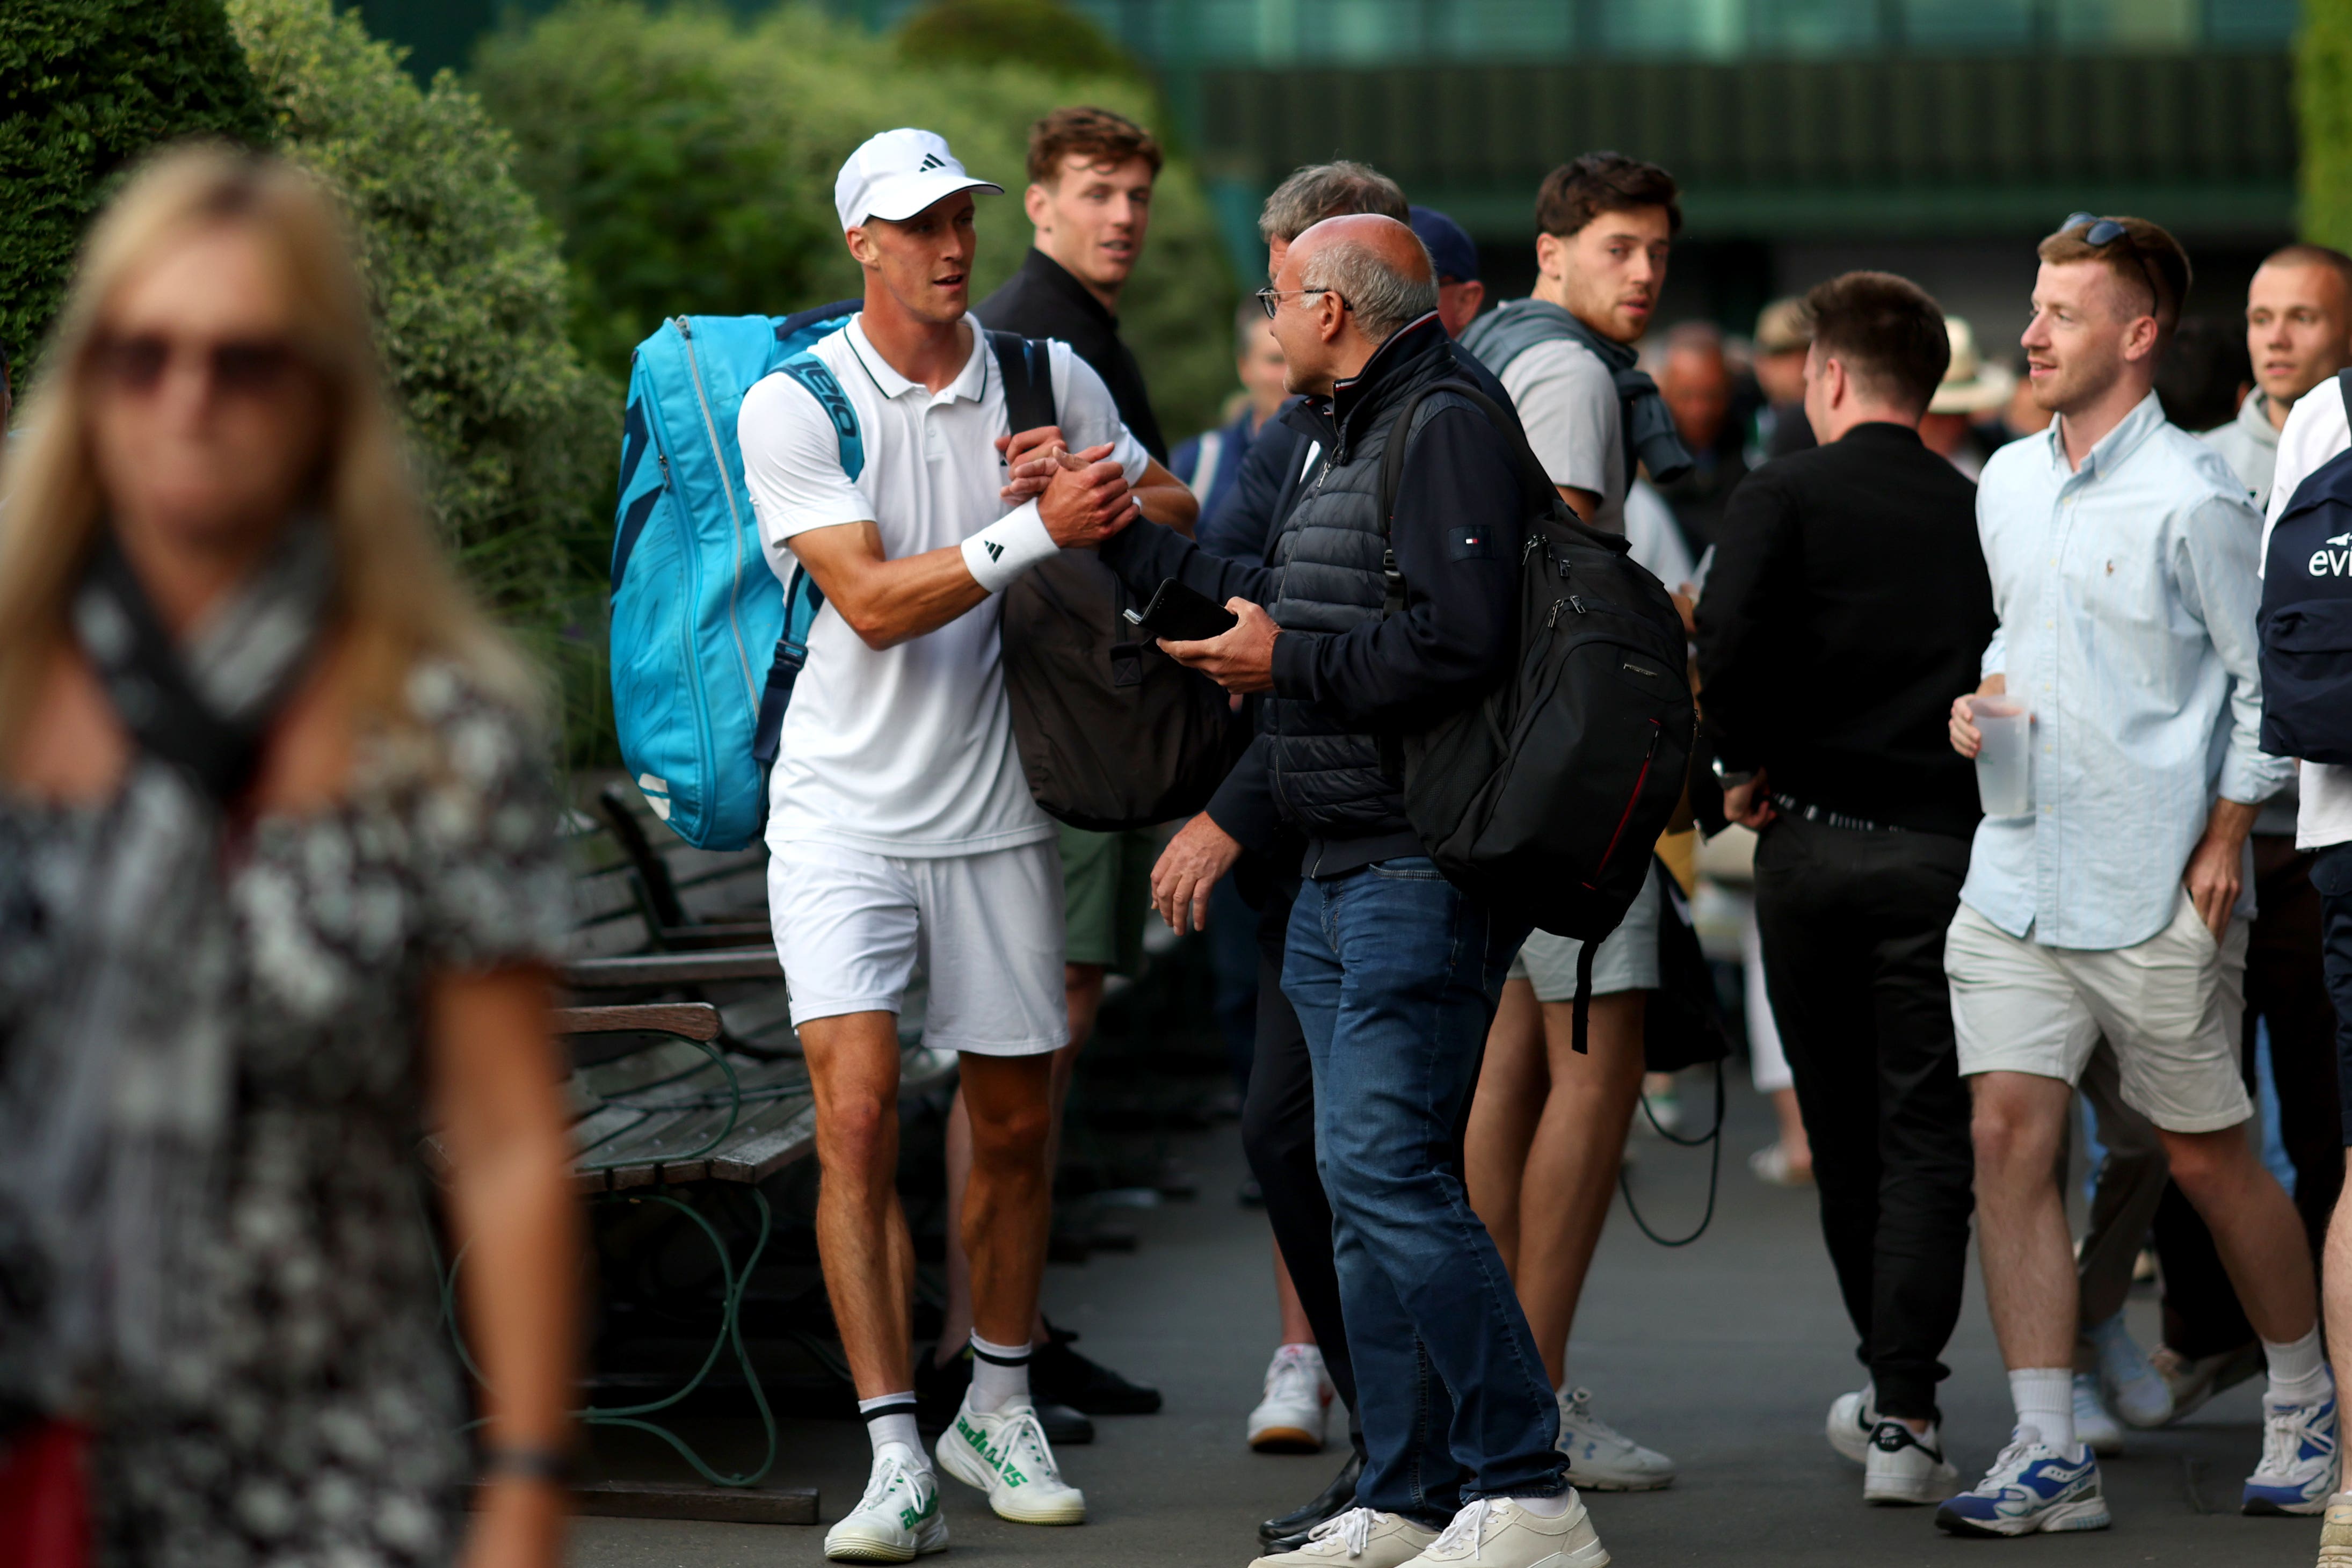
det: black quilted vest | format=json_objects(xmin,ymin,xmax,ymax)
[{"xmin": 1264, "ymin": 321, "xmax": 1475, "ymax": 839}]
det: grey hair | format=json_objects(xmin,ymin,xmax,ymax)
[
  {"xmin": 1259, "ymin": 161, "xmax": 1409, "ymax": 244},
  {"xmin": 1300, "ymin": 235, "xmax": 1439, "ymax": 345}
]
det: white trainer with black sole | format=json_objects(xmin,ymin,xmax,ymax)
[
  {"xmin": 1251, "ymin": 1507, "xmax": 1436, "ymax": 1568},
  {"xmin": 1250, "ymin": 1343, "xmax": 1332, "ymax": 1453},
  {"xmin": 824, "ymin": 1451, "xmax": 948, "ymax": 1563},
  {"xmin": 1863, "ymin": 1419, "xmax": 1961, "ymax": 1506},
  {"xmin": 1555, "ymin": 1386, "xmax": 1674, "ymax": 1490},
  {"xmin": 1827, "ymin": 1384, "xmax": 1878, "ymax": 1466},
  {"xmin": 1408, "ymin": 1495, "xmax": 1610, "ymax": 1568},
  {"xmin": 935, "ymin": 1398, "xmax": 1086, "ymax": 1525}
]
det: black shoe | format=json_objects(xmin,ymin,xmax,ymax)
[
  {"xmin": 1032, "ymin": 1323, "xmax": 1163, "ymax": 1415},
  {"xmin": 1259, "ymin": 1449, "xmax": 1364, "ymax": 1550},
  {"xmin": 913, "ymin": 1344, "xmax": 1094, "ymax": 1445}
]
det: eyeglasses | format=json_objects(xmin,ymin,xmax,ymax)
[
  {"xmin": 1254, "ymin": 286, "xmax": 1348, "ymax": 320},
  {"xmin": 2061, "ymin": 212, "xmax": 2168, "ymax": 321},
  {"xmin": 86, "ymin": 331, "xmax": 305, "ymax": 400}
]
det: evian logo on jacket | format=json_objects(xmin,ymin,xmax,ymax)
[{"xmin": 2310, "ymin": 532, "xmax": 2352, "ymax": 576}]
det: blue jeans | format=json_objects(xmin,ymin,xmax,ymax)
[{"xmin": 1283, "ymin": 857, "xmax": 1565, "ymax": 1526}]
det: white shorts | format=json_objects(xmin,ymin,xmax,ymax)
[
  {"xmin": 1508, "ymin": 863, "xmax": 1664, "ymax": 1000},
  {"xmin": 768, "ymin": 839, "xmax": 1069, "ymax": 1057},
  {"xmin": 1945, "ymin": 895, "xmax": 2252, "ymax": 1134}
]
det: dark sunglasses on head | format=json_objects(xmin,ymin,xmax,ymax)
[
  {"xmin": 2061, "ymin": 212, "xmax": 2168, "ymax": 317},
  {"xmin": 86, "ymin": 331, "xmax": 303, "ymax": 398}
]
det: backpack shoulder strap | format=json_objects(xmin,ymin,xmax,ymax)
[
  {"xmin": 986, "ymin": 331, "xmax": 1059, "ymax": 434},
  {"xmin": 778, "ymin": 351, "xmax": 864, "ymax": 482},
  {"xmin": 1377, "ymin": 380, "xmax": 1560, "ymax": 561}
]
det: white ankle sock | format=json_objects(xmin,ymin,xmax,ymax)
[
  {"xmin": 2009, "ymin": 1367, "xmax": 2075, "ymax": 1456},
  {"xmin": 858, "ymin": 1393, "xmax": 924, "ymax": 1464},
  {"xmin": 969, "ymin": 1332, "xmax": 1032, "ymax": 1414},
  {"xmin": 2265, "ymin": 1326, "xmax": 2331, "ymax": 1405},
  {"xmin": 1510, "ymin": 1492, "xmax": 1571, "ymax": 1518}
]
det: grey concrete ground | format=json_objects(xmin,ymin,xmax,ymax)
[{"xmin": 571, "ymin": 1072, "xmax": 2304, "ymax": 1567}]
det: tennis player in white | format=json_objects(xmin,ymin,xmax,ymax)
[{"xmin": 738, "ymin": 128, "xmax": 1195, "ymax": 1560}]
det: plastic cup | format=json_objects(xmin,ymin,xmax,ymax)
[{"xmin": 1970, "ymin": 694, "xmax": 2031, "ymax": 817}]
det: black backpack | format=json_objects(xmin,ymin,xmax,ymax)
[
  {"xmin": 2260, "ymin": 369, "xmax": 2352, "ymax": 765},
  {"xmin": 993, "ymin": 337, "xmax": 1239, "ymax": 831},
  {"xmin": 1379, "ymin": 381, "xmax": 1697, "ymax": 1045}
]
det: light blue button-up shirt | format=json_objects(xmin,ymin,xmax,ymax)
[{"xmin": 1961, "ymin": 391, "xmax": 2290, "ymax": 950}]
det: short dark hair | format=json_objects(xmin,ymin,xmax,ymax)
[
  {"xmin": 2261, "ymin": 242, "xmax": 2352, "ymax": 298},
  {"xmin": 1802, "ymin": 271, "xmax": 1950, "ymax": 416},
  {"xmin": 2037, "ymin": 214, "xmax": 2191, "ymax": 340},
  {"xmin": 1026, "ymin": 105, "xmax": 1162, "ymax": 186},
  {"xmin": 2153, "ymin": 317, "xmax": 2252, "ymax": 433},
  {"xmin": 1259, "ymin": 161, "xmax": 1409, "ymax": 244},
  {"xmin": 1535, "ymin": 152, "xmax": 1681, "ymax": 239}
]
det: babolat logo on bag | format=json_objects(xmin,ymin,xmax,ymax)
[{"xmin": 2259, "ymin": 369, "xmax": 2352, "ymax": 765}]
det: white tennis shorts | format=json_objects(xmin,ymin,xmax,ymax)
[
  {"xmin": 768, "ymin": 838, "xmax": 1070, "ymax": 1057},
  {"xmin": 1945, "ymin": 894, "xmax": 2252, "ymax": 1134}
]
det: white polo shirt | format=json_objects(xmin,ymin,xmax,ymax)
[{"xmin": 737, "ymin": 312, "xmax": 1148, "ymax": 858}]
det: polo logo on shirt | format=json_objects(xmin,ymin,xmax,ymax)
[{"xmin": 984, "ymin": 540, "xmax": 1005, "ymax": 561}]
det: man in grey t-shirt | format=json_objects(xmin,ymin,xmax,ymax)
[{"xmin": 1457, "ymin": 151, "xmax": 1687, "ymax": 1493}]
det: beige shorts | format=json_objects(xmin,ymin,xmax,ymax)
[{"xmin": 1944, "ymin": 895, "xmax": 2251, "ymax": 1134}]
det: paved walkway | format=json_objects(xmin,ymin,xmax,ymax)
[{"xmin": 571, "ymin": 1071, "xmax": 2300, "ymax": 1568}]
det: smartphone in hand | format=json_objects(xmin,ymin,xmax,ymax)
[{"xmin": 1122, "ymin": 578, "xmax": 1240, "ymax": 642}]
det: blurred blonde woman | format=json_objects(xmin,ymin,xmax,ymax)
[{"xmin": 0, "ymin": 146, "xmax": 577, "ymax": 1567}]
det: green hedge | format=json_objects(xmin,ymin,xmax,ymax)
[
  {"xmin": 2302, "ymin": 0, "xmax": 2352, "ymax": 251},
  {"xmin": 0, "ymin": 0, "xmax": 273, "ymax": 373},
  {"xmin": 228, "ymin": 0, "xmax": 616, "ymax": 759},
  {"xmin": 473, "ymin": 0, "xmax": 1239, "ymax": 440}
]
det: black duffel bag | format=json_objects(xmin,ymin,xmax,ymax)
[
  {"xmin": 1378, "ymin": 381, "xmax": 1697, "ymax": 1046},
  {"xmin": 991, "ymin": 335, "xmax": 1238, "ymax": 831}
]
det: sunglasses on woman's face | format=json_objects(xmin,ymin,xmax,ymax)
[{"xmin": 86, "ymin": 331, "xmax": 304, "ymax": 400}]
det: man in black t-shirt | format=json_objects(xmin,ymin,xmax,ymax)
[
  {"xmin": 1696, "ymin": 271, "xmax": 1995, "ymax": 1508},
  {"xmin": 950, "ymin": 103, "xmax": 1168, "ymax": 1427}
]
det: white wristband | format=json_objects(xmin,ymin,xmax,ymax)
[{"xmin": 960, "ymin": 501, "xmax": 1061, "ymax": 593}]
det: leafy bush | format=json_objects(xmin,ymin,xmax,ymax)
[
  {"xmin": 896, "ymin": 0, "xmax": 1144, "ymax": 82},
  {"xmin": 2302, "ymin": 0, "xmax": 2352, "ymax": 251},
  {"xmin": 228, "ymin": 0, "xmax": 616, "ymax": 759},
  {"xmin": 0, "ymin": 0, "xmax": 273, "ymax": 375},
  {"xmin": 473, "ymin": 0, "xmax": 1238, "ymax": 439}
]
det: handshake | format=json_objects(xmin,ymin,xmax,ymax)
[{"xmin": 996, "ymin": 425, "xmax": 1140, "ymax": 548}]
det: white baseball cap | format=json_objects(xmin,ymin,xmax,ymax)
[{"xmin": 834, "ymin": 128, "xmax": 1003, "ymax": 231}]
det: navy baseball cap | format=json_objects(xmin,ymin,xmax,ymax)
[{"xmin": 1410, "ymin": 205, "xmax": 1479, "ymax": 284}]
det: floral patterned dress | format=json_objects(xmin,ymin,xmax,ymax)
[{"xmin": 0, "ymin": 667, "xmax": 572, "ymax": 1567}]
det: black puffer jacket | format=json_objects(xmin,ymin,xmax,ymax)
[{"xmin": 1099, "ymin": 315, "xmax": 1528, "ymax": 873}]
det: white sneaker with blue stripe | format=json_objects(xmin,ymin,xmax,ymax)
[
  {"xmin": 2242, "ymin": 1392, "xmax": 2339, "ymax": 1516},
  {"xmin": 1934, "ymin": 1428, "xmax": 2110, "ymax": 1537}
]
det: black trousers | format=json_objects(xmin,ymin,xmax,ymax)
[
  {"xmin": 1241, "ymin": 887, "xmax": 1367, "ymax": 1460},
  {"xmin": 1754, "ymin": 815, "xmax": 1977, "ymax": 1422},
  {"xmin": 2155, "ymin": 838, "xmax": 2346, "ymax": 1356}
]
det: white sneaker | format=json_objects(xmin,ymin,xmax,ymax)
[
  {"xmin": 2242, "ymin": 1391, "xmax": 2340, "ymax": 1515},
  {"xmin": 1863, "ymin": 1419, "xmax": 1962, "ymax": 1506},
  {"xmin": 1252, "ymin": 1507, "xmax": 1436, "ymax": 1567},
  {"xmin": 2084, "ymin": 1312, "xmax": 2173, "ymax": 1429},
  {"xmin": 824, "ymin": 1449, "xmax": 948, "ymax": 1563},
  {"xmin": 934, "ymin": 1398, "xmax": 1085, "ymax": 1525},
  {"xmin": 1827, "ymin": 1384, "xmax": 1878, "ymax": 1465},
  {"xmin": 2072, "ymin": 1373, "xmax": 2123, "ymax": 1456},
  {"xmin": 1554, "ymin": 1385, "xmax": 1674, "ymax": 1491},
  {"xmin": 1934, "ymin": 1428, "xmax": 2109, "ymax": 1537},
  {"xmin": 1410, "ymin": 1496, "xmax": 1609, "ymax": 1567},
  {"xmin": 1250, "ymin": 1343, "xmax": 1332, "ymax": 1453}
]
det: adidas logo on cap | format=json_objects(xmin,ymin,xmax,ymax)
[
  {"xmin": 919, "ymin": 153, "xmax": 947, "ymax": 171},
  {"xmin": 834, "ymin": 128, "xmax": 1004, "ymax": 230}
]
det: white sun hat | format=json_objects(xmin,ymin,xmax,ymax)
[
  {"xmin": 834, "ymin": 128, "xmax": 1003, "ymax": 231},
  {"xmin": 1929, "ymin": 317, "xmax": 2018, "ymax": 416}
]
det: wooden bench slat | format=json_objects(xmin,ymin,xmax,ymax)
[
  {"xmin": 564, "ymin": 949, "xmax": 782, "ymax": 988},
  {"xmin": 556, "ymin": 1004, "xmax": 720, "ymax": 1041}
]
